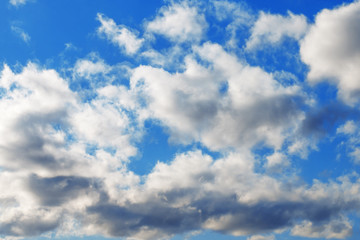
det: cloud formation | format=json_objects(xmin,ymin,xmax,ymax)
[
  {"xmin": 246, "ymin": 11, "xmax": 308, "ymax": 50},
  {"xmin": 131, "ymin": 42, "xmax": 304, "ymax": 151},
  {"xmin": 147, "ymin": 2, "xmax": 207, "ymax": 43},
  {"xmin": 9, "ymin": 0, "xmax": 30, "ymax": 7},
  {"xmin": 1, "ymin": 0, "xmax": 360, "ymax": 240},
  {"xmin": 10, "ymin": 25, "xmax": 30, "ymax": 43},
  {"xmin": 301, "ymin": 1, "xmax": 360, "ymax": 104},
  {"xmin": 97, "ymin": 13, "xmax": 144, "ymax": 55}
]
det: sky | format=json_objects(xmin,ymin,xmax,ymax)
[{"xmin": 1, "ymin": 0, "xmax": 360, "ymax": 240}]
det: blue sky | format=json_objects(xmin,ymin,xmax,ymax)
[{"xmin": 1, "ymin": 0, "xmax": 360, "ymax": 240}]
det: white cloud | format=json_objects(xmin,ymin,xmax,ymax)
[
  {"xmin": 69, "ymin": 99, "xmax": 136, "ymax": 157},
  {"xmin": 97, "ymin": 13, "xmax": 144, "ymax": 55},
  {"xmin": 212, "ymin": 0, "xmax": 251, "ymax": 22},
  {"xmin": 82, "ymin": 149, "xmax": 360, "ymax": 239},
  {"xmin": 146, "ymin": 2, "xmax": 207, "ymax": 43},
  {"xmin": 266, "ymin": 152, "xmax": 289, "ymax": 171},
  {"xmin": 350, "ymin": 148, "xmax": 360, "ymax": 164},
  {"xmin": 300, "ymin": 1, "xmax": 360, "ymax": 104},
  {"xmin": 246, "ymin": 11, "xmax": 308, "ymax": 50},
  {"xmin": 0, "ymin": 63, "xmax": 140, "ymax": 237},
  {"xmin": 211, "ymin": 0, "xmax": 254, "ymax": 47},
  {"xmin": 335, "ymin": 120, "xmax": 360, "ymax": 164},
  {"xmin": 131, "ymin": 42, "xmax": 303, "ymax": 151},
  {"xmin": 140, "ymin": 45, "xmax": 186, "ymax": 68},
  {"xmin": 73, "ymin": 55, "xmax": 112, "ymax": 78},
  {"xmin": 2, "ymin": 1, "xmax": 360, "ymax": 240},
  {"xmin": 11, "ymin": 25, "xmax": 30, "ymax": 43},
  {"xmin": 247, "ymin": 235, "xmax": 275, "ymax": 240},
  {"xmin": 9, "ymin": 0, "xmax": 30, "ymax": 7},
  {"xmin": 291, "ymin": 218, "xmax": 353, "ymax": 239},
  {"xmin": 337, "ymin": 120, "xmax": 357, "ymax": 135}
]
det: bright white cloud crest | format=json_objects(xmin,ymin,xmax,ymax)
[
  {"xmin": 97, "ymin": 13, "xmax": 144, "ymax": 55},
  {"xmin": 1, "ymin": 1, "xmax": 360, "ymax": 240},
  {"xmin": 147, "ymin": 2, "xmax": 207, "ymax": 42},
  {"xmin": 301, "ymin": 1, "xmax": 360, "ymax": 104},
  {"xmin": 246, "ymin": 11, "xmax": 308, "ymax": 50}
]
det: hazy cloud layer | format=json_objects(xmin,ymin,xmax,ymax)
[{"xmin": 9, "ymin": 0, "xmax": 30, "ymax": 7}]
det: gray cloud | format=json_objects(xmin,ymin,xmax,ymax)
[
  {"xmin": 28, "ymin": 175, "xmax": 99, "ymax": 206},
  {"xmin": 300, "ymin": 102, "xmax": 360, "ymax": 138},
  {"xmin": 0, "ymin": 217, "xmax": 59, "ymax": 237}
]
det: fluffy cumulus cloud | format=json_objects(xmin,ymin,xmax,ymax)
[
  {"xmin": 301, "ymin": 1, "xmax": 360, "ymax": 104},
  {"xmin": 0, "ymin": 63, "xmax": 140, "ymax": 238},
  {"xmin": 246, "ymin": 11, "xmax": 308, "ymax": 50},
  {"xmin": 97, "ymin": 13, "xmax": 144, "ymax": 55},
  {"xmin": 131, "ymin": 42, "xmax": 303, "ymax": 151},
  {"xmin": 2, "ymin": 0, "xmax": 360, "ymax": 240},
  {"xmin": 72, "ymin": 150, "xmax": 360, "ymax": 239},
  {"xmin": 146, "ymin": 2, "xmax": 207, "ymax": 43},
  {"xmin": 73, "ymin": 56, "xmax": 111, "ymax": 78}
]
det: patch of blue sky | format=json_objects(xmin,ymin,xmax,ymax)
[{"xmin": 244, "ymin": 39, "xmax": 307, "ymax": 80}]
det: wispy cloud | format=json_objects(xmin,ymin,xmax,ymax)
[
  {"xmin": 11, "ymin": 25, "xmax": 30, "ymax": 43},
  {"xmin": 9, "ymin": 0, "xmax": 32, "ymax": 7},
  {"xmin": 146, "ymin": 2, "xmax": 207, "ymax": 43}
]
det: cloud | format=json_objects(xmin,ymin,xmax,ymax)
[
  {"xmin": 300, "ymin": 1, "xmax": 360, "ymax": 104},
  {"xmin": 146, "ymin": 2, "xmax": 207, "ymax": 43},
  {"xmin": 291, "ymin": 218, "xmax": 353, "ymax": 239},
  {"xmin": 9, "ymin": 0, "xmax": 31, "ymax": 7},
  {"xmin": 283, "ymin": 102, "xmax": 360, "ymax": 158},
  {"xmin": 73, "ymin": 56, "xmax": 111, "ymax": 79},
  {"xmin": 247, "ymin": 235, "xmax": 275, "ymax": 240},
  {"xmin": 82, "ymin": 151, "xmax": 360, "ymax": 239},
  {"xmin": 0, "ymin": 63, "xmax": 140, "ymax": 237},
  {"xmin": 0, "ymin": 63, "xmax": 77, "ymax": 173},
  {"xmin": 212, "ymin": 0, "xmax": 252, "ymax": 23},
  {"xmin": 2, "ymin": 1, "xmax": 360, "ymax": 240},
  {"xmin": 70, "ymin": 54, "xmax": 133, "ymax": 101},
  {"xmin": 211, "ymin": 0, "xmax": 254, "ymax": 47},
  {"xmin": 131, "ymin": 42, "xmax": 303, "ymax": 151},
  {"xmin": 300, "ymin": 103, "xmax": 358, "ymax": 138},
  {"xmin": 246, "ymin": 11, "xmax": 308, "ymax": 50},
  {"xmin": 337, "ymin": 120, "xmax": 357, "ymax": 135},
  {"xmin": 10, "ymin": 25, "xmax": 30, "ymax": 43},
  {"xmin": 336, "ymin": 120, "xmax": 360, "ymax": 164},
  {"xmin": 265, "ymin": 152, "xmax": 289, "ymax": 171},
  {"xmin": 97, "ymin": 13, "xmax": 144, "ymax": 55}
]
